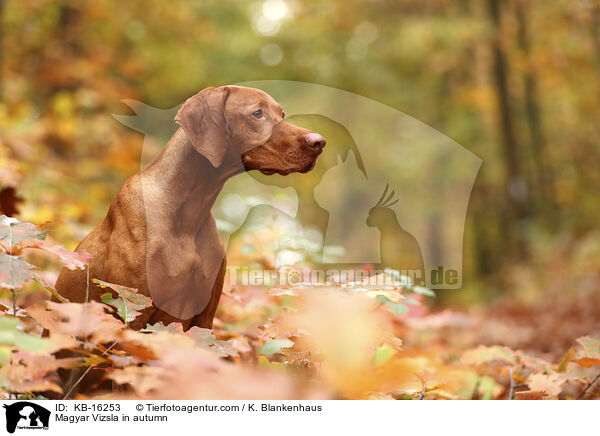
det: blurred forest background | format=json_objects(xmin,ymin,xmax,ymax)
[
  {"xmin": 1, "ymin": 0, "xmax": 600, "ymax": 397},
  {"xmin": 3, "ymin": 0, "xmax": 600, "ymax": 293}
]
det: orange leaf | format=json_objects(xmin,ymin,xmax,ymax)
[{"xmin": 572, "ymin": 357, "xmax": 600, "ymax": 368}]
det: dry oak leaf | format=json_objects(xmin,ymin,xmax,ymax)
[
  {"xmin": 4, "ymin": 351, "xmax": 82, "ymax": 379},
  {"xmin": 118, "ymin": 329, "xmax": 217, "ymax": 363},
  {"xmin": 43, "ymin": 333, "xmax": 79, "ymax": 354},
  {"xmin": 143, "ymin": 322, "xmax": 237, "ymax": 357},
  {"xmin": 26, "ymin": 301, "xmax": 124, "ymax": 343},
  {"xmin": 526, "ymin": 373, "xmax": 565, "ymax": 398},
  {"xmin": 1, "ymin": 351, "xmax": 82, "ymax": 394},
  {"xmin": 127, "ymin": 346, "xmax": 300, "ymax": 400},
  {"xmin": 108, "ymin": 366, "xmax": 167, "ymax": 396},
  {"xmin": 462, "ymin": 345, "xmax": 552, "ymax": 373},
  {"xmin": 0, "ymin": 254, "xmax": 37, "ymax": 288},
  {"xmin": 0, "ymin": 215, "xmax": 47, "ymax": 247},
  {"xmin": 3, "ymin": 378, "xmax": 62, "ymax": 394},
  {"xmin": 35, "ymin": 243, "xmax": 92, "ymax": 270}
]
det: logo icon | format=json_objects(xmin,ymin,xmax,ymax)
[{"xmin": 2, "ymin": 402, "xmax": 50, "ymax": 433}]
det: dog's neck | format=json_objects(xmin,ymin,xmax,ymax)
[
  {"xmin": 141, "ymin": 128, "xmax": 243, "ymax": 229},
  {"xmin": 140, "ymin": 128, "xmax": 237, "ymax": 319}
]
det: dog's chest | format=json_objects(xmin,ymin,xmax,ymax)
[{"xmin": 144, "ymin": 214, "xmax": 225, "ymax": 319}]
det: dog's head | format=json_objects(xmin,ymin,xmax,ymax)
[{"xmin": 175, "ymin": 86, "xmax": 325, "ymax": 175}]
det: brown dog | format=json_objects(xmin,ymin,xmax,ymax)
[{"xmin": 54, "ymin": 86, "xmax": 325, "ymax": 331}]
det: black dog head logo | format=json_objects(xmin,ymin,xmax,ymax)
[{"xmin": 3, "ymin": 402, "xmax": 50, "ymax": 433}]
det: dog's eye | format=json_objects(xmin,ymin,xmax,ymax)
[
  {"xmin": 251, "ymin": 109, "xmax": 263, "ymax": 118},
  {"xmin": 282, "ymin": 111, "xmax": 285, "ymax": 119}
]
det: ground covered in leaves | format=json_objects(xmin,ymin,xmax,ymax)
[{"xmin": 1, "ymin": 215, "xmax": 599, "ymax": 400}]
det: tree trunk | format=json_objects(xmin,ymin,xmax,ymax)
[
  {"xmin": 513, "ymin": 0, "xmax": 556, "ymax": 227},
  {"xmin": 487, "ymin": 0, "xmax": 528, "ymax": 254}
]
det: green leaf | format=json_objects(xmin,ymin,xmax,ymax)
[
  {"xmin": 478, "ymin": 376, "xmax": 499, "ymax": 400},
  {"xmin": 375, "ymin": 295, "xmax": 409, "ymax": 315},
  {"xmin": 0, "ymin": 216, "xmax": 47, "ymax": 247},
  {"xmin": 0, "ymin": 254, "xmax": 36, "ymax": 288},
  {"xmin": 95, "ymin": 279, "xmax": 152, "ymax": 323},
  {"xmin": 101, "ymin": 293, "xmax": 128, "ymax": 321},
  {"xmin": 0, "ymin": 317, "xmax": 48, "ymax": 353},
  {"xmin": 258, "ymin": 339, "xmax": 294, "ymax": 355},
  {"xmin": 373, "ymin": 344, "xmax": 397, "ymax": 366}
]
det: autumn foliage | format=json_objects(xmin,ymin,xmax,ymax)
[
  {"xmin": 2, "ymin": 0, "xmax": 600, "ymax": 401},
  {"xmin": 1, "ymin": 215, "xmax": 599, "ymax": 400}
]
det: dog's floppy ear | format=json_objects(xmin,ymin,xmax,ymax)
[{"xmin": 174, "ymin": 86, "xmax": 231, "ymax": 167}]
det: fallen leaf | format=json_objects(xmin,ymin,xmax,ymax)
[
  {"xmin": 527, "ymin": 373, "xmax": 565, "ymax": 398},
  {"xmin": 259, "ymin": 339, "xmax": 295, "ymax": 356},
  {"xmin": 26, "ymin": 301, "xmax": 124, "ymax": 342},
  {"xmin": 94, "ymin": 279, "xmax": 152, "ymax": 323}
]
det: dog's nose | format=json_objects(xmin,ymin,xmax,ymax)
[{"xmin": 305, "ymin": 133, "xmax": 326, "ymax": 149}]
